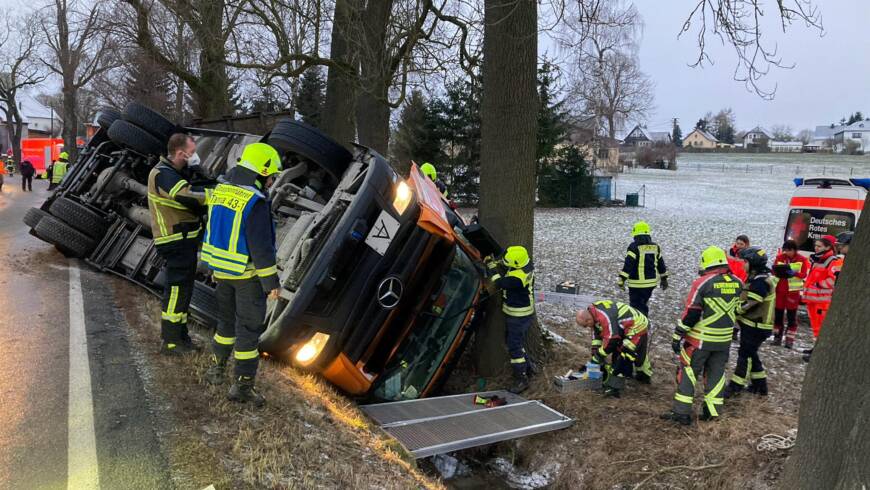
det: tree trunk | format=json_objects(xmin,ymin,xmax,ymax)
[
  {"xmin": 475, "ymin": 0, "xmax": 538, "ymax": 376},
  {"xmin": 355, "ymin": 0, "xmax": 392, "ymax": 155},
  {"xmin": 321, "ymin": 0, "xmax": 359, "ymax": 147},
  {"xmin": 191, "ymin": 0, "xmax": 231, "ymax": 118},
  {"xmin": 61, "ymin": 81, "xmax": 78, "ymax": 160},
  {"xmin": 781, "ymin": 199, "xmax": 870, "ymax": 489}
]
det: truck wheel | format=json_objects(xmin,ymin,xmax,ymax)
[
  {"xmin": 35, "ymin": 215, "xmax": 96, "ymax": 258},
  {"xmin": 49, "ymin": 197, "xmax": 109, "ymax": 239},
  {"xmin": 108, "ymin": 120, "xmax": 166, "ymax": 156},
  {"xmin": 96, "ymin": 107, "xmax": 122, "ymax": 129},
  {"xmin": 267, "ymin": 120, "xmax": 352, "ymax": 182},
  {"xmin": 122, "ymin": 102, "xmax": 177, "ymax": 143},
  {"xmin": 23, "ymin": 207, "xmax": 51, "ymax": 230}
]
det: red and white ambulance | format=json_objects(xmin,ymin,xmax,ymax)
[{"xmin": 784, "ymin": 177, "xmax": 868, "ymax": 254}]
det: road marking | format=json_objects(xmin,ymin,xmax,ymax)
[{"xmin": 68, "ymin": 261, "xmax": 100, "ymax": 489}]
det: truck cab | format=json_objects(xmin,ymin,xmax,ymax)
[{"xmin": 784, "ymin": 177, "xmax": 868, "ymax": 254}]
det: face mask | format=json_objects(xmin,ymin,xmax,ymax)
[{"xmin": 185, "ymin": 152, "xmax": 201, "ymax": 167}]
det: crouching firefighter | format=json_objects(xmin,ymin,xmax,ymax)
[
  {"xmin": 147, "ymin": 134, "xmax": 208, "ymax": 355},
  {"xmin": 724, "ymin": 247, "xmax": 777, "ymax": 398},
  {"xmin": 662, "ymin": 247, "xmax": 742, "ymax": 425},
  {"xmin": 575, "ymin": 300, "xmax": 652, "ymax": 398},
  {"xmin": 203, "ymin": 143, "xmax": 282, "ymax": 406},
  {"xmin": 486, "ymin": 246, "xmax": 536, "ymax": 394}
]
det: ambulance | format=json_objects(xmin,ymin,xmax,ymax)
[{"xmin": 784, "ymin": 177, "xmax": 868, "ymax": 254}]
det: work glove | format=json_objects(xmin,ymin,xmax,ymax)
[
  {"xmin": 617, "ymin": 278, "xmax": 625, "ymax": 290},
  {"xmin": 671, "ymin": 332, "xmax": 684, "ymax": 355},
  {"xmin": 661, "ymin": 277, "xmax": 669, "ymax": 290}
]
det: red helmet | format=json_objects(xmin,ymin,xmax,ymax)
[{"xmin": 820, "ymin": 235, "xmax": 837, "ymax": 247}]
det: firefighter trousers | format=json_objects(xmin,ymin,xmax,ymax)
[
  {"xmin": 806, "ymin": 301, "xmax": 829, "ymax": 339},
  {"xmin": 212, "ymin": 277, "xmax": 267, "ymax": 378},
  {"xmin": 732, "ymin": 326, "xmax": 770, "ymax": 387},
  {"xmin": 774, "ymin": 308, "xmax": 798, "ymax": 344},
  {"xmin": 156, "ymin": 240, "xmax": 199, "ymax": 344},
  {"xmin": 673, "ymin": 344, "xmax": 728, "ymax": 417},
  {"xmin": 505, "ymin": 315, "xmax": 533, "ymax": 376},
  {"xmin": 604, "ymin": 333, "xmax": 653, "ymax": 391},
  {"xmin": 628, "ymin": 287, "xmax": 653, "ymax": 317}
]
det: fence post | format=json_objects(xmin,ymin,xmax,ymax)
[
  {"xmin": 746, "ymin": 164, "xmax": 749, "ymax": 173},
  {"xmin": 823, "ymin": 166, "xmax": 826, "ymax": 175}
]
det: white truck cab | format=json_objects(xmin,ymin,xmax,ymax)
[{"xmin": 785, "ymin": 177, "xmax": 868, "ymax": 254}]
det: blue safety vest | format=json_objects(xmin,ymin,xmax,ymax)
[{"xmin": 202, "ymin": 183, "xmax": 270, "ymax": 279}]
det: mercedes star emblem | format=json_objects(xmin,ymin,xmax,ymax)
[{"xmin": 377, "ymin": 276, "xmax": 403, "ymax": 309}]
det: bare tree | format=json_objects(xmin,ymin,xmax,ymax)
[
  {"xmin": 770, "ymin": 124, "xmax": 794, "ymax": 141},
  {"xmin": 796, "ymin": 128, "xmax": 813, "ymax": 144},
  {"xmin": 0, "ymin": 11, "xmax": 47, "ymax": 165}
]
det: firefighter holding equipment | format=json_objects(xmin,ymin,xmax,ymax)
[
  {"xmin": 486, "ymin": 245, "xmax": 536, "ymax": 394},
  {"xmin": 724, "ymin": 247, "xmax": 777, "ymax": 398},
  {"xmin": 618, "ymin": 221, "xmax": 668, "ymax": 317},
  {"xmin": 575, "ymin": 300, "xmax": 652, "ymax": 398},
  {"xmin": 203, "ymin": 142, "xmax": 282, "ymax": 406},
  {"xmin": 147, "ymin": 134, "xmax": 208, "ymax": 355},
  {"xmin": 661, "ymin": 246, "xmax": 742, "ymax": 426},
  {"xmin": 771, "ymin": 240, "xmax": 809, "ymax": 348}
]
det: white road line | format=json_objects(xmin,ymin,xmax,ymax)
[{"xmin": 68, "ymin": 261, "xmax": 101, "ymax": 489}]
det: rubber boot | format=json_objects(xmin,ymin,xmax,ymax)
[
  {"xmin": 161, "ymin": 341, "xmax": 197, "ymax": 356},
  {"xmin": 181, "ymin": 333, "xmax": 203, "ymax": 352},
  {"xmin": 771, "ymin": 335, "xmax": 782, "ymax": 347},
  {"xmin": 205, "ymin": 356, "xmax": 228, "ymax": 385},
  {"xmin": 509, "ymin": 373, "xmax": 530, "ymax": 394},
  {"xmin": 228, "ymin": 376, "xmax": 266, "ymax": 407},
  {"xmin": 634, "ymin": 372, "xmax": 652, "ymax": 384},
  {"xmin": 698, "ymin": 404, "xmax": 718, "ymax": 422},
  {"xmin": 603, "ymin": 386, "xmax": 621, "ymax": 398},
  {"xmin": 747, "ymin": 378, "xmax": 768, "ymax": 396},
  {"xmin": 723, "ymin": 381, "xmax": 744, "ymax": 399},
  {"xmin": 660, "ymin": 411, "xmax": 692, "ymax": 426}
]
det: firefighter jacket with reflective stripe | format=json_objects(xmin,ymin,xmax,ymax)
[
  {"xmin": 490, "ymin": 263, "xmax": 535, "ymax": 317},
  {"xmin": 202, "ymin": 167, "xmax": 279, "ymax": 292},
  {"xmin": 676, "ymin": 268, "xmax": 743, "ymax": 351},
  {"xmin": 620, "ymin": 235, "xmax": 667, "ymax": 288},
  {"xmin": 51, "ymin": 159, "xmax": 68, "ymax": 184},
  {"xmin": 147, "ymin": 158, "xmax": 207, "ymax": 245},
  {"xmin": 588, "ymin": 300, "xmax": 648, "ymax": 363},
  {"xmin": 737, "ymin": 274, "xmax": 777, "ymax": 330},
  {"xmin": 804, "ymin": 250, "xmax": 837, "ymax": 304},
  {"xmin": 774, "ymin": 253, "xmax": 809, "ymax": 294}
]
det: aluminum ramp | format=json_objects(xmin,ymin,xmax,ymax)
[{"xmin": 361, "ymin": 391, "xmax": 573, "ymax": 458}]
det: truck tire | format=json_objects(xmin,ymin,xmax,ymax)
[
  {"xmin": 96, "ymin": 107, "xmax": 122, "ymax": 129},
  {"xmin": 35, "ymin": 215, "xmax": 96, "ymax": 258},
  {"xmin": 122, "ymin": 102, "xmax": 177, "ymax": 142},
  {"xmin": 108, "ymin": 120, "xmax": 165, "ymax": 156},
  {"xmin": 267, "ymin": 120, "xmax": 352, "ymax": 181},
  {"xmin": 23, "ymin": 207, "xmax": 51, "ymax": 230},
  {"xmin": 49, "ymin": 197, "xmax": 109, "ymax": 239}
]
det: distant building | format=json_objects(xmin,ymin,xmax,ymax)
[
  {"xmin": 564, "ymin": 117, "xmax": 621, "ymax": 173},
  {"xmin": 833, "ymin": 120, "xmax": 870, "ymax": 153},
  {"xmin": 769, "ymin": 141, "xmax": 804, "ymax": 153},
  {"xmin": 0, "ymin": 94, "xmax": 60, "ymax": 153},
  {"xmin": 623, "ymin": 124, "xmax": 672, "ymax": 148},
  {"xmin": 682, "ymin": 128, "xmax": 718, "ymax": 149},
  {"xmin": 743, "ymin": 126, "xmax": 772, "ymax": 149}
]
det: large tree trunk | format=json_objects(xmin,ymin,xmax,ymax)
[
  {"xmin": 61, "ymin": 80, "xmax": 78, "ymax": 160},
  {"xmin": 191, "ymin": 0, "xmax": 231, "ymax": 118},
  {"xmin": 321, "ymin": 0, "xmax": 359, "ymax": 146},
  {"xmin": 781, "ymin": 199, "xmax": 870, "ymax": 488},
  {"xmin": 475, "ymin": 0, "xmax": 538, "ymax": 376},
  {"xmin": 355, "ymin": 0, "xmax": 392, "ymax": 155}
]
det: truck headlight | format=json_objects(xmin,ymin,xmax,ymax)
[
  {"xmin": 393, "ymin": 182, "xmax": 413, "ymax": 215},
  {"xmin": 295, "ymin": 332, "xmax": 330, "ymax": 365}
]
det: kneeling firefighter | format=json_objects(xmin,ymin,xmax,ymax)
[
  {"xmin": 203, "ymin": 143, "xmax": 282, "ymax": 406},
  {"xmin": 486, "ymin": 246, "xmax": 536, "ymax": 394}
]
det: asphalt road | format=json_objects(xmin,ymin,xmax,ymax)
[{"xmin": 0, "ymin": 178, "xmax": 172, "ymax": 489}]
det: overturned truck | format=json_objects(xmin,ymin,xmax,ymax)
[{"xmin": 24, "ymin": 104, "xmax": 500, "ymax": 401}]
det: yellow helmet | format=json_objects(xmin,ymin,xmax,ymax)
[
  {"xmin": 59, "ymin": 151, "xmax": 69, "ymax": 161},
  {"xmin": 503, "ymin": 245, "xmax": 530, "ymax": 269},
  {"xmin": 239, "ymin": 143, "xmax": 282, "ymax": 177},
  {"xmin": 420, "ymin": 162, "xmax": 437, "ymax": 181},
  {"xmin": 699, "ymin": 246, "xmax": 728, "ymax": 271},
  {"xmin": 631, "ymin": 221, "xmax": 651, "ymax": 237}
]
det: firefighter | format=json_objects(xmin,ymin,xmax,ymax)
[
  {"xmin": 661, "ymin": 246, "xmax": 742, "ymax": 425},
  {"xmin": 575, "ymin": 300, "xmax": 652, "ymax": 398},
  {"xmin": 48, "ymin": 151, "xmax": 69, "ymax": 190},
  {"xmin": 147, "ymin": 133, "xmax": 208, "ymax": 355},
  {"xmin": 618, "ymin": 221, "xmax": 668, "ymax": 317},
  {"xmin": 420, "ymin": 162, "xmax": 448, "ymax": 197},
  {"xmin": 202, "ymin": 142, "xmax": 282, "ymax": 406},
  {"xmin": 486, "ymin": 245, "xmax": 536, "ymax": 394},
  {"xmin": 802, "ymin": 234, "xmax": 838, "ymax": 360},
  {"xmin": 771, "ymin": 240, "xmax": 809, "ymax": 348},
  {"xmin": 724, "ymin": 247, "xmax": 777, "ymax": 398}
]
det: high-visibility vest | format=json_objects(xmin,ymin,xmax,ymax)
[
  {"xmin": 51, "ymin": 160, "xmax": 68, "ymax": 184},
  {"xmin": 804, "ymin": 253, "xmax": 837, "ymax": 304},
  {"xmin": 491, "ymin": 266, "xmax": 535, "ymax": 317},
  {"xmin": 677, "ymin": 271, "xmax": 742, "ymax": 349},
  {"xmin": 786, "ymin": 262, "xmax": 804, "ymax": 292},
  {"xmin": 202, "ymin": 183, "xmax": 272, "ymax": 280},
  {"xmin": 738, "ymin": 275, "xmax": 778, "ymax": 330}
]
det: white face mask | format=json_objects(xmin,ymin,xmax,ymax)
[{"xmin": 185, "ymin": 151, "xmax": 201, "ymax": 167}]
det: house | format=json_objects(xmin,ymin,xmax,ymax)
[
  {"xmin": 623, "ymin": 124, "xmax": 672, "ymax": 148},
  {"xmin": 833, "ymin": 120, "xmax": 870, "ymax": 153},
  {"xmin": 682, "ymin": 128, "xmax": 718, "ymax": 149},
  {"xmin": 769, "ymin": 141, "xmax": 804, "ymax": 153},
  {"xmin": 0, "ymin": 94, "xmax": 60, "ymax": 153},
  {"xmin": 565, "ymin": 117, "xmax": 622, "ymax": 173},
  {"xmin": 743, "ymin": 126, "xmax": 772, "ymax": 149}
]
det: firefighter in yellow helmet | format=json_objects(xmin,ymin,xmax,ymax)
[
  {"xmin": 618, "ymin": 221, "xmax": 668, "ymax": 317},
  {"xmin": 202, "ymin": 142, "xmax": 282, "ymax": 406},
  {"xmin": 420, "ymin": 162, "xmax": 448, "ymax": 197},
  {"xmin": 486, "ymin": 245, "xmax": 536, "ymax": 394},
  {"xmin": 48, "ymin": 151, "xmax": 70, "ymax": 190}
]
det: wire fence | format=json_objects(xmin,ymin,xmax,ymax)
[{"xmin": 625, "ymin": 162, "xmax": 867, "ymax": 176}]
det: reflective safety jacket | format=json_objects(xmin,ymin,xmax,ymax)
[
  {"xmin": 202, "ymin": 167, "xmax": 279, "ymax": 292},
  {"xmin": 773, "ymin": 253, "xmax": 809, "ymax": 294},
  {"xmin": 804, "ymin": 250, "xmax": 837, "ymax": 304},
  {"xmin": 676, "ymin": 268, "xmax": 743, "ymax": 351},
  {"xmin": 490, "ymin": 263, "xmax": 535, "ymax": 317},
  {"xmin": 588, "ymin": 300, "xmax": 648, "ymax": 363},
  {"xmin": 147, "ymin": 158, "xmax": 207, "ymax": 246},
  {"xmin": 51, "ymin": 159, "xmax": 68, "ymax": 184},
  {"xmin": 620, "ymin": 235, "xmax": 667, "ymax": 288},
  {"xmin": 727, "ymin": 247, "xmax": 748, "ymax": 282},
  {"xmin": 737, "ymin": 274, "xmax": 778, "ymax": 330}
]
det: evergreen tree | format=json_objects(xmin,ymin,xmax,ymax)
[
  {"xmin": 537, "ymin": 145, "xmax": 595, "ymax": 207},
  {"xmin": 536, "ymin": 61, "xmax": 570, "ymax": 168},
  {"xmin": 695, "ymin": 118, "xmax": 708, "ymax": 131},
  {"xmin": 295, "ymin": 67, "xmax": 326, "ymax": 127},
  {"xmin": 390, "ymin": 90, "xmax": 442, "ymax": 175},
  {"xmin": 439, "ymin": 77, "xmax": 482, "ymax": 204},
  {"xmin": 124, "ymin": 50, "xmax": 173, "ymax": 113},
  {"xmin": 672, "ymin": 119, "xmax": 683, "ymax": 146}
]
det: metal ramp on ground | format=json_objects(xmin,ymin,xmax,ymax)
[{"xmin": 361, "ymin": 391, "xmax": 573, "ymax": 458}]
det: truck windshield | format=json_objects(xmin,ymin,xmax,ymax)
[
  {"xmin": 785, "ymin": 208, "xmax": 855, "ymax": 252},
  {"xmin": 371, "ymin": 247, "xmax": 478, "ymax": 401}
]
